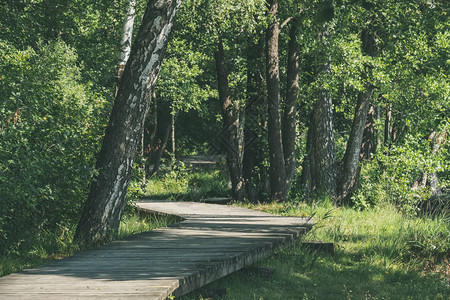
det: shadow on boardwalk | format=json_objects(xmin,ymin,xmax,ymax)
[{"xmin": 0, "ymin": 201, "xmax": 313, "ymax": 299}]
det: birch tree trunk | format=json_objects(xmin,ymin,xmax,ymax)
[
  {"xmin": 116, "ymin": 0, "xmax": 136, "ymax": 96},
  {"xmin": 74, "ymin": 0, "xmax": 181, "ymax": 247},
  {"xmin": 266, "ymin": 0, "xmax": 287, "ymax": 202},
  {"xmin": 171, "ymin": 107, "xmax": 176, "ymax": 156}
]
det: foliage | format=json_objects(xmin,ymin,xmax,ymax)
[
  {"xmin": 350, "ymin": 129, "xmax": 450, "ymax": 214},
  {"xmin": 0, "ymin": 1, "xmax": 449, "ymax": 293},
  {"xmin": 0, "ymin": 39, "xmax": 108, "ymax": 256},
  {"xmin": 0, "ymin": 0, "xmax": 129, "ymax": 88}
]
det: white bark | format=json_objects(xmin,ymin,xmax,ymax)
[
  {"xmin": 74, "ymin": 0, "xmax": 181, "ymax": 246},
  {"xmin": 118, "ymin": 0, "xmax": 136, "ymax": 71}
]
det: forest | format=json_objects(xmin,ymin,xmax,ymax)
[{"xmin": 0, "ymin": 0, "xmax": 449, "ymax": 298}]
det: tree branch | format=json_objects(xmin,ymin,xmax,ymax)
[{"xmin": 280, "ymin": 17, "xmax": 292, "ymax": 29}]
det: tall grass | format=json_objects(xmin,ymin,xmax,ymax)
[
  {"xmin": 119, "ymin": 212, "xmax": 182, "ymax": 239},
  {"xmin": 183, "ymin": 199, "xmax": 450, "ymax": 299},
  {"xmin": 143, "ymin": 167, "xmax": 230, "ymax": 201}
]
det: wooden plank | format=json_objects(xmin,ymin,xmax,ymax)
[{"xmin": 0, "ymin": 201, "xmax": 313, "ymax": 299}]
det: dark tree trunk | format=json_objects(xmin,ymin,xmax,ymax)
[
  {"xmin": 74, "ymin": 0, "xmax": 180, "ymax": 247},
  {"xmin": 151, "ymin": 121, "xmax": 171, "ymax": 176},
  {"xmin": 375, "ymin": 105, "xmax": 381, "ymax": 152},
  {"xmin": 360, "ymin": 104, "xmax": 375, "ymax": 161},
  {"xmin": 146, "ymin": 99, "xmax": 173, "ymax": 176},
  {"xmin": 150, "ymin": 93, "xmax": 158, "ymax": 144},
  {"xmin": 360, "ymin": 105, "xmax": 374, "ymax": 160},
  {"xmin": 244, "ymin": 33, "xmax": 267, "ymax": 203},
  {"xmin": 339, "ymin": 26, "xmax": 378, "ymax": 202},
  {"xmin": 144, "ymin": 93, "xmax": 158, "ymax": 176},
  {"xmin": 266, "ymin": 0, "xmax": 287, "ymax": 202},
  {"xmin": 339, "ymin": 85, "xmax": 374, "ymax": 202},
  {"xmin": 283, "ymin": 17, "xmax": 301, "ymax": 195},
  {"xmin": 215, "ymin": 37, "xmax": 245, "ymax": 202}
]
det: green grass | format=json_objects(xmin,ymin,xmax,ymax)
[
  {"xmin": 4, "ymin": 167, "xmax": 448, "ymax": 300},
  {"xmin": 143, "ymin": 168, "xmax": 449, "ymax": 299},
  {"xmin": 142, "ymin": 167, "xmax": 230, "ymax": 201},
  {"xmin": 118, "ymin": 211, "xmax": 182, "ymax": 239},
  {"xmin": 0, "ymin": 210, "xmax": 179, "ymax": 277},
  {"xmin": 181, "ymin": 200, "xmax": 450, "ymax": 300}
]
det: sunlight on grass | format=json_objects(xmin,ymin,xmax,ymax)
[
  {"xmin": 143, "ymin": 168, "xmax": 229, "ymax": 201},
  {"xmin": 118, "ymin": 212, "xmax": 182, "ymax": 239},
  {"xmin": 183, "ymin": 200, "xmax": 450, "ymax": 300}
]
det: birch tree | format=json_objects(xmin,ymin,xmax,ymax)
[
  {"xmin": 74, "ymin": 0, "xmax": 181, "ymax": 246},
  {"xmin": 116, "ymin": 0, "xmax": 136, "ymax": 96}
]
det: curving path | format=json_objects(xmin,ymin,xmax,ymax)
[{"xmin": 0, "ymin": 201, "xmax": 313, "ymax": 299}]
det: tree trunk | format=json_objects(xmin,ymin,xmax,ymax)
[
  {"xmin": 150, "ymin": 92, "xmax": 158, "ymax": 143},
  {"xmin": 215, "ymin": 37, "xmax": 245, "ymax": 202},
  {"xmin": 283, "ymin": 17, "xmax": 301, "ymax": 195},
  {"xmin": 266, "ymin": 0, "xmax": 287, "ymax": 202},
  {"xmin": 145, "ymin": 98, "xmax": 173, "ymax": 176},
  {"xmin": 144, "ymin": 93, "xmax": 158, "ymax": 176},
  {"xmin": 311, "ymin": 28, "xmax": 337, "ymax": 197},
  {"xmin": 384, "ymin": 104, "xmax": 392, "ymax": 144},
  {"xmin": 171, "ymin": 107, "xmax": 176, "ymax": 157},
  {"xmin": 360, "ymin": 104, "xmax": 375, "ymax": 161},
  {"xmin": 301, "ymin": 122, "xmax": 315, "ymax": 194},
  {"xmin": 375, "ymin": 105, "xmax": 382, "ymax": 152},
  {"xmin": 338, "ymin": 84, "xmax": 374, "ymax": 202},
  {"xmin": 244, "ymin": 33, "xmax": 266, "ymax": 203},
  {"xmin": 116, "ymin": 0, "xmax": 136, "ymax": 97},
  {"xmin": 151, "ymin": 121, "xmax": 171, "ymax": 176},
  {"xmin": 339, "ymin": 26, "xmax": 378, "ymax": 202},
  {"xmin": 412, "ymin": 130, "xmax": 447, "ymax": 196},
  {"xmin": 74, "ymin": 0, "xmax": 181, "ymax": 247}
]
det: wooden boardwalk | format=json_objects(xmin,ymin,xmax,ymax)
[{"xmin": 0, "ymin": 201, "xmax": 313, "ymax": 299}]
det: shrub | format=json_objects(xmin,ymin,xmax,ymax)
[
  {"xmin": 353, "ymin": 131, "xmax": 449, "ymax": 215},
  {"xmin": 0, "ymin": 40, "xmax": 109, "ymax": 256}
]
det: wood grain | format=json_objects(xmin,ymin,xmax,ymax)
[{"xmin": 0, "ymin": 201, "xmax": 313, "ymax": 299}]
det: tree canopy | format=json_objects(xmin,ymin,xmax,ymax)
[{"xmin": 0, "ymin": 0, "xmax": 448, "ymax": 250}]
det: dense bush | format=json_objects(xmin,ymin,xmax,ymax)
[
  {"xmin": 0, "ymin": 40, "xmax": 109, "ymax": 256},
  {"xmin": 352, "ymin": 131, "xmax": 450, "ymax": 214}
]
